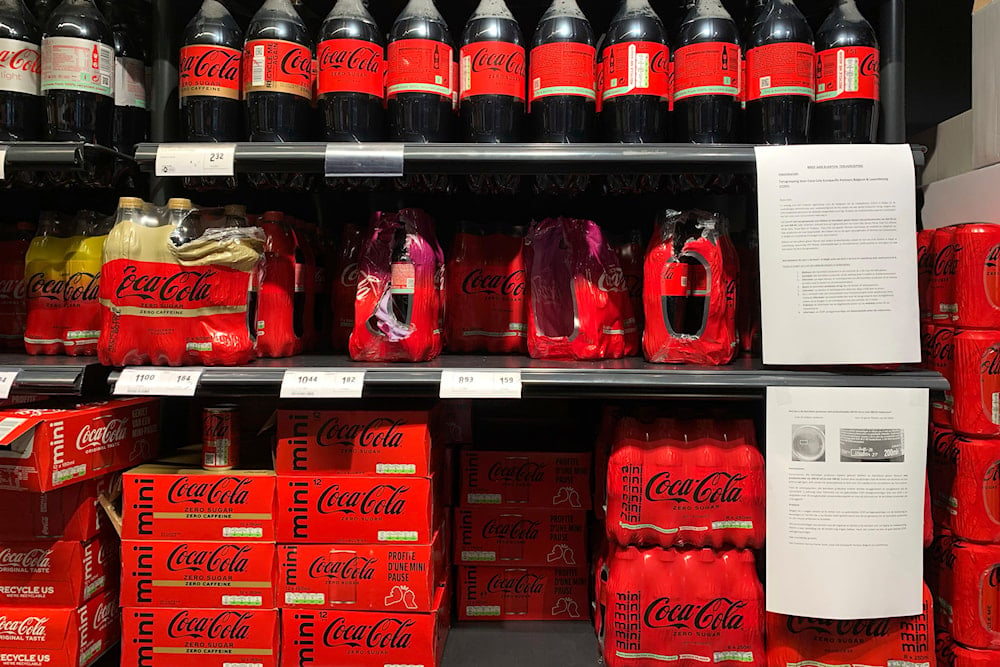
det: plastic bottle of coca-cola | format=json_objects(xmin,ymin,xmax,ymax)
[
  {"xmin": 317, "ymin": 0, "xmax": 385, "ymax": 142},
  {"xmin": 243, "ymin": 0, "xmax": 314, "ymax": 142},
  {"xmin": 102, "ymin": 1, "xmax": 147, "ymax": 154},
  {"xmin": 745, "ymin": 0, "xmax": 814, "ymax": 144},
  {"xmin": 813, "ymin": 0, "xmax": 879, "ymax": 143},
  {"xmin": 41, "ymin": 0, "xmax": 115, "ymax": 145},
  {"xmin": 672, "ymin": 0, "xmax": 740, "ymax": 143},
  {"xmin": 180, "ymin": 0, "xmax": 243, "ymax": 143},
  {"xmin": 386, "ymin": 0, "xmax": 455, "ymax": 142},
  {"xmin": 0, "ymin": 0, "xmax": 42, "ymax": 141}
]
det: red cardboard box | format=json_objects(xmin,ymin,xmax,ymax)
[
  {"xmin": 121, "ymin": 540, "xmax": 276, "ymax": 609},
  {"xmin": 122, "ymin": 465, "xmax": 276, "ymax": 541},
  {"xmin": 280, "ymin": 585, "xmax": 449, "ymax": 667},
  {"xmin": 276, "ymin": 475, "xmax": 440, "ymax": 544},
  {"xmin": 122, "ymin": 607, "xmax": 279, "ymax": 667},
  {"xmin": 460, "ymin": 451, "xmax": 592, "ymax": 509},
  {"xmin": 454, "ymin": 508, "xmax": 587, "ymax": 566},
  {"xmin": 0, "ymin": 587, "xmax": 119, "ymax": 667},
  {"xmin": 0, "ymin": 476, "xmax": 110, "ymax": 541},
  {"xmin": 0, "ymin": 534, "xmax": 116, "ymax": 608},
  {"xmin": 278, "ymin": 531, "xmax": 445, "ymax": 611},
  {"xmin": 0, "ymin": 398, "xmax": 159, "ymax": 492},
  {"xmin": 457, "ymin": 564, "xmax": 588, "ymax": 621},
  {"xmin": 276, "ymin": 410, "xmax": 436, "ymax": 476}
]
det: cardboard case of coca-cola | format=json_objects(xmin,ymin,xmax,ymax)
[
  {"xmin": 0, "ymin": 534, "xmax": 117, "ymax": 608},
  {"xmin": 280, "ymin": 585, "xmax": 450, "ymax": 667},
  {"xmin": 275, "ymin": 410, "xmax": 436, "ymax": 476},
  {"xmin": 457, "ymin": 564, "xmax": 589, "ymax": 621},
  {"xmin": 276, "ymin": 475, "xmax": 441, "ymax": 544},
  {"xmin": 121, "ymin": 607, "xmax": 279, "ymax": 667},
  {"xmin": 0, "ymin": 587, "xmax": 120, "ymax": 667},
  {"xmin": 460, "ymin": 451, "xmax": 591, "ymax": 509},
  {"xmin": 937, "ymin": 631, "xmax": 999, "ymax": 666},
  {"xmin": 0, "ymin": 476, "xmax": 110, "ymax": 541},
  {"xmin": 120, "ymin": 540, "xmax": 276, "ymax": 609},
  {"xmin": 122, "ymin": 465, "xmax": 276, "ymax": 541},
  {"xmin": 0, "ymin": 398, "xmax": 159, "ymax": 492},
  {"xmin": 454, "ymin": 507, "xmax": 587, "ymax": 567},
  {"xmin": 278, "ymin": 531, "xmax": 444, "ymax": 611}
]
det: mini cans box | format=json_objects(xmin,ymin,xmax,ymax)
[
  {"xmin": 0, "ymin": 476, "xmax": 110, "ymax": 541},
  {"xmin": 121, "ymin": 540, "xmax": 276, "ymax": 609},
  {"xmin": 276, "ymin": 475, "xmax": 440, "ymax": 544},
  {"xmin": 460, "ymin": 450, "xmax": 592, "ymax": 509},
  {"xmin": 457, "ymin": 565, "xmax": 588, "ymax": 621},
  {"xmin": 0, "ymin": 534, "xmax": 117, "ymax": 608},
  {"xmin": 122, "ymin": 607, "xmax": 279, "ymax": 667},
  {"xmin": 280, "ymin": 585, "xmax": 449, "ymax": 667},
  {"xmin": 122, "ymin": 465, "xmax": 276, "ymax": 541},
  {"xmin": 278, "ymin": 531, "xmax": 445, "ymax": 611},
  {"xmin": 454, "ymin": 507, "xmax": 587, "ymax": 567},
  {"xmin": 276, "ymin": 410, "xmax": 436, "ymax": 476},
  {"xmin": 0, "ymin": 587, "xmax": 119, "ymax": 667},
  {"xmin": 0, "ymin": 398, "xmax": 159, "ymax": 492}
]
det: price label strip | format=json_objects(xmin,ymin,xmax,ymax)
[
  {"xmin": 280, "ymin": 370, "xmax": 366, "ymax": 399},
  {"xmin": 114, "ymin": 368, "xmax": 205, "ymax": 397},
  {"xmin": 0, "ymin": 145, "xmax": 7, "ymax": 180},
  {"xmin": 0, "ymin": 371, "xmax": 18, "ymax": 400},
  {"xmin": 440, "ymin": 370, "xmax": 522, "ymax": 399},
  {"xmin": 154, "ymin": 143, "xmax": 236, "ymax": 177},
  {"xmin": 324, "ymin": 143, "xmax": 404, "ymax": 178}
]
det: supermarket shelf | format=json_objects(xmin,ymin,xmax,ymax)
[
  {"xmin": 133, "ymin": 142, "xmax": 927, "ymax": 176},
  {"xmin": 0, "ymin": 354, "xmax": 109, "ymax": 396},
  {"xmin": 1, "ymin": 142, "xmax": 132, "ymax": 171},
  {"xmin": 441, "ymin": 622, "xmax": 601, "ymax": 667},
  {"xmin": 106, "ymin": 355, "xmax": 948, "ymax": 398}
]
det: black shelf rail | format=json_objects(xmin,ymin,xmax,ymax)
[
  {"xmin": 104, "ymin": 355, "xmax": 947, "ymax": 398},
  {"xmin": 1, "ymin": 142, "xmax": 133, "ymax": 172},
  {"xmin": 0, "ymin": 354, "xmax": 111, "ymax": 396},
  {"xmin": 133, "ymin": 142, "xmax": 927, "ymax": 177}
]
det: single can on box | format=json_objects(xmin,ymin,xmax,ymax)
[{"xmin": 203, "ymin": 404, "xmax": 239, "ymax": 471}]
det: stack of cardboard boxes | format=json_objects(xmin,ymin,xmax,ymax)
[{"xmin": 0, "ymin": 397, "xmax": 160, "ymax": 667}]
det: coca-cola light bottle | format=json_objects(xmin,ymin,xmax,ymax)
[
  {"xmin": 461, "ymin": 0, "xmax": 525, "ymax": 195},
  {"xmin": 672, "ymin": 0, "xmax": 740, "ymax": 143},
  {"xmin": 813, "ymin": 0, "xmax": 879, "ymax": 143},
  {"xmin": 745, "ymin": 0, "xmax": 814, "ymax": 144},
  {"xmin": 317, "ymin": 0, "xmax": 385, "ymax": 142},
  {"xmin": 243, "ymin": 0, "xmax": 314, "ymax": 142},
  {"xmin": 179, "ymin": 0, "xmax": 242, "ymax": 191},
  {"xmin": 0, "ymin": 0, "xmax": 42, "ymax": 141},
  {"xmin": 41, "ymin": 0, "xmax": 115, "ymax": 145}
]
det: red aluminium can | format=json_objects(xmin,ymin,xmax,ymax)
[{"xmin": 203, "ymin": 404, "xmax": 240, "ymax": 471}]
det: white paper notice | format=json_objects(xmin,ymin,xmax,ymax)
[
  {"xmin": 755, "ymin": 145, "xmax": 921, "ymax": 365},
  {"xmin": 766, "ymin": 386, "xmax": 928, "ymax": 619}
]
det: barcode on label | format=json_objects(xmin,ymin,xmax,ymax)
[
  {"xmin": 992, "ymin": 392, "xmax": 998, "ymax": 425},
  {"xmin": 252, "ymin": 45, "xmax": 265, "ymax": 86},
  {"xmin": 760, "ymin": 76, "xmax": 772, "ymax": 89}
]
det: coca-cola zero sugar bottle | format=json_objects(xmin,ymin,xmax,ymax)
[
  {"xmin": 672, "ymin": 0, "xmax": 740, "ymax": 143},
  {"xmin": 180, "ymin": 0, "xmax": 243, "ymax": 143},
  {"xmin": 317, "ymin": 0, "xmax": 385, "ymax": 142},
  {"xmin": 243, "ymin": 0, "xmax": 314, "ymax": 142},
  {"xmin": 386, "ymin": 0, "xmax": 455, "ymax": 142},
  {"xmin": 0, "ymin": 0, "xmax": 42, "ymax": 141},
  {"xmin": 41, "ymin": 0, "xmax": 115, "ymax": 145},
  {"xmin": 745, "ymin": 0, "xmax": 814, "ymax": 144},
  {"xmin": 813, "ymin": 0, "xmax": 879, "ymax": 143}
]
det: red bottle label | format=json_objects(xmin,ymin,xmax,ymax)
[
  {"xmin": 460, "ymin": 41, "xmax": 526, "ymax": 101},
  {"xmin": 386, "ymin": 38, "xmax": 453, "ymax": 100},
  {"xmin": 528, "ymin": 41, "xmax": 596, "ymax": 105},
  {"xmin": 600, "ymin": 41, "xmax": 669, "ymax": 101},
  {"xmin": 815, "ymin": 45, "xmax": 879, "ymax": 102},
  {"xmin": 243, "ymin": 39, "xmax": 313, "ymax": 100},
  {"xmin": 667, "ymin": 59, "xmax": 674, "ymax": 111},
  {"xmin": 672, "ymin": 41, "xmax": 740, "ymax": 101},
  {"xmin": 746, "ymin": 41, "xmax": 815, "ymax": 101},
  {"xmin": 316, "ymin": 38, "xmax": 384, "ymax": 99},
  {"xmin": 179, "ymin": 45, "xmax": 241, "ymax": 100}
]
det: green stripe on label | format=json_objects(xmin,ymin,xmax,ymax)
[
  {"xmin": 758, "ymin": 86, "xmax": 815, "ymax": 98},
  {"xmin": 533, "ymin": 86, "xmax": 597, "ymax": 100},
  {"xmin": 674, "ymin": 86, "xmax": 738, "ymax": 100},
  {"xmin": 619, "ymin": 521, "xmax": 679, "ymax": 534}
]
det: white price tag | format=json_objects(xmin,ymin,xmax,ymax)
[
  {"xmin": 440, "ymin": 370, "xmax": 522, "ymax": 399},
  {"xmin": 280, "ymin": 370, "xmax": 366, "ymax": 399},
  {"xmin": 0, "ymin": 371, "xmax": 18, "ymax": 399},
  {"xmin": 114, "ymin": 368, "xmax": 204, "ymax": 396},
  {"xmin": 155, "ymin": 143, "xmax": 236, "ymax": 177},
  {"xmin": 0, "ymin": 145, "xmax": 7, "ymax": 180}
]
